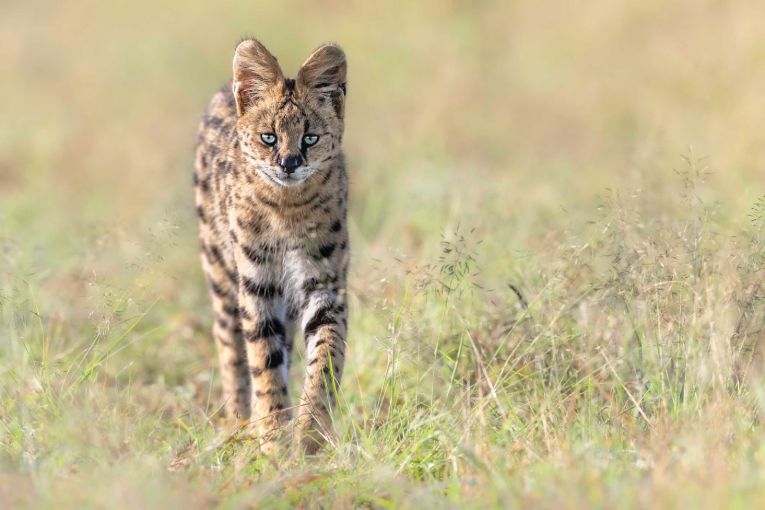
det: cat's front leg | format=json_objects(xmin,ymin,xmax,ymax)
[{"xmin": 234, "ymin": 237, "xmax": 291, "ymax": 453}]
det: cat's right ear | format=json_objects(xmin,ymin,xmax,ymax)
[{"xmin": 232, "ymin": 39, "xmax": 284, "ymax": 116}]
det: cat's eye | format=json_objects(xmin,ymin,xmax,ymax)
[
  {"xmin": 302, "ymin": 134, "xmax": 319, "ymax": 146},
  {"xmin": 260, "ymin": 133, "xmax": 277, "ymax": 146}
]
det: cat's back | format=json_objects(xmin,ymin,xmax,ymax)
[
  {"xmin": 194, "ymin": 83, "xmax": 239, "ymax": 238},
  {"xmin": 194, "ymin": 83, "xmax": 238, "ymax": 195}
]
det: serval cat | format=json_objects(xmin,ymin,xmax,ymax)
[{"xmin": 194, "ymin": 39, "xmax": 348, "ymax": 453}]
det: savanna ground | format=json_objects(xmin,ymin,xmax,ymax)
[{"xmin": 2, "ymin": 1, "xmax": 765, "ymax": 508}]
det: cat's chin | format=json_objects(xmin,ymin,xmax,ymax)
[{"xmin": 257, "ymin": 169, "xmax": 309, "ymax": 188}]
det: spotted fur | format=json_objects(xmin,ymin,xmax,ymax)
[{"xmin": 194, "ymin": 39, "xmax": 349, "ymax": 453}]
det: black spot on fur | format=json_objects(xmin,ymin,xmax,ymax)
[
  {"xmin": 242, "ymin": 277, "xmax": 276, "ymax": 299},
  {"xmin": 209, "ymin": 280, "xmax": 228, "ymax": 298},
  {"xmin": 205, "ymin": 116, "xmax": 224, "ymax": 128},
  {"xmin": 209, "ymin": 245, "xmax": 224, "ymax": 264},
  {"xmin": 237, "ymin": 216, "xmax": 263, "ymax": 235},
  {"xmin": 318, "ymin": 244, "xmax": 335, "ymax": 259},
  {"xmin": 330, "ymin": 220, "xmax": 342, "ymax": 232},
  {"xmin": 241, "ymin": 244, "xmax": 270, "ymax": 264},
  {"xmin": 245, "ymin": 317, "xmax": 285, "ymax": 341},
  {"xmin": 225, "ymin": 268, "xmax": 238, "ymax": 285},
  {"xmin": 304, "ymin": 306, "xmax": 336, "ymax": 337},
  {"xmin": 264, "ymin": 348, "xmax": 284, "ymax": 369}
]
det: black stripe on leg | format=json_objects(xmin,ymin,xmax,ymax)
[
  {"xmin": 241, "ymin": 277, "xmax": 276, "ymax": 299},
  {"xmin": 250, "ymin": 349, "xmax": 285, "ymax": 379},
  {"xmin": 304, "ymin": 306, "xmax": 337, "ymax": 338},
  {"xmin": 264, "ymin": 348, "xmax": 284, "ymax": 369},
  {"xmin": 244, "ymin": 318, "xmax": 285, "ymax": 342},
  {"xmin": 255, "ymin": 386, "xmax": 288, "ymax": 398}
]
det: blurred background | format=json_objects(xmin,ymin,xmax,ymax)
[
  {"xmin": 3, "ymin": 0, "xmax": 763, "ymax": 247},
  {"xmin": 3, "ymin": 0, "xmax": 764, "ymax": 329},
  {"xmin": 2, "ymin": 0, "xmax": 765, "ymax": 507}
]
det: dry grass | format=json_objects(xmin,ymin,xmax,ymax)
[{"xmin": 2, "ymin": 0, "xmax": 765, "ymax": 508}]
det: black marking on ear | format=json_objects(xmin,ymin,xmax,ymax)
[{"xmin": 284, "ymin": 78, "xmax": 296, "ymax": 92}]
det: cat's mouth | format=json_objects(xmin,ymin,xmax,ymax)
[{"xmin": 259, "ymin": 168, "xmax": 311, "ymax": 188}]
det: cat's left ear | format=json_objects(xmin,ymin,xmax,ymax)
[
  {"xmin": 232, "ymin": 39, "xmax": 284, "ymax": 116},
  {"xmin": 297, "ymin": 43, "xmax": 347, "ymax": 117}
]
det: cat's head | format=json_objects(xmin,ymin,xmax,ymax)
[{"xmin": 232, "ymin": 39, "xmax": 346, "ymax": 188}]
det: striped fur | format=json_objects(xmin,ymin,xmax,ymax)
[{"xmin": 194, "ymin": 39, "xmax": 349, "ymax": 454}]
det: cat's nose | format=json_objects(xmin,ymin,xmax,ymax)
[{"xmin": 279, "ymin": 154, "xmax": 302, "ymax": 174}]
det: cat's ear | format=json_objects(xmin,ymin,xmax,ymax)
[
  {"xmin": 297, "ymin": 43, "xmax": 347, "ymax": 117},
  {"xmin": 232, "ymin": 39, "xmax": 284, "ymax": 116}
]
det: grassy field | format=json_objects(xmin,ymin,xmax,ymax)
[{"xmin": 2, "ymin": 0, "xmax": 765, "ymax": 507}]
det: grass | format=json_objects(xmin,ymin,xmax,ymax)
[{"xmin": 2, "ymin": 0, "xmax": 765, "ymax": 507}]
